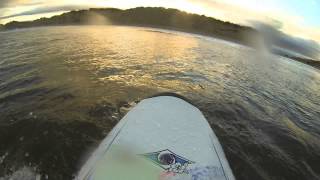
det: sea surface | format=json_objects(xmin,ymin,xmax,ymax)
[{"xmin": 0, "ymin": 26, "xmax": 319, "ymax": 180}]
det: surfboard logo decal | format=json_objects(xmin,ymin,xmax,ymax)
[{"xmin": 141, "ymin": 149, "xmax": 194, "ymax": 174}]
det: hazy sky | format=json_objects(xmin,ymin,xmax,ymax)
[{"xmin": 0, "ymin": 0, "xmax": 319, "ymax": 42}]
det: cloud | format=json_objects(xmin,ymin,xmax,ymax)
[
  {"xmin": 0, "ymin": 0, "xmax": 17, "ymax": 8},
  {"xmin": 186, "ymin": 0, "xmax": 266, "ymax": 24},
  {"xmin": 0, "ymin": 0, "xmax": 12, "ymax": 7},
  {"xmin": 188, "ymin": 0, "xmax": 320, "ymax": 44},
  {"xmin": 0, "ymin": 0, "xmax": 42, "ymax": 8},
  {"xmin": 0, "ymin": 0, "xmax": 44, "ymax": 19},
  {"xmin": 186, "ymin": 0, "xmax": 320, "ymax": 58},
  {"xmin": 0, "ymin": 4, "xmax": 93, "ymax": 19},
  {"xmin": 253, "ymin": 22, "xmax": 320, "ymax": 59}
]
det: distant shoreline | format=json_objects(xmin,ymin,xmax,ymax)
[
  {"xmin": 0, "ymin": 7, "xmax": 319, "ymax": 70},
  {"xmin": 0, "ymin": 7, "xmax": 255, "ymax": 45},
  {"xmin": 282, "ymin": 55, "xmax": 320, "ymax": 70}
]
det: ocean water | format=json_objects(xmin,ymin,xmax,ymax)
[{"xmin": 0, "ymin": 26, "xmax": 319, "ymax": 180}]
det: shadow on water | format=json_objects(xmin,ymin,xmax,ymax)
[{"xmin": 0, "ymin": 26, "xmax": 319, "ymax": 180}]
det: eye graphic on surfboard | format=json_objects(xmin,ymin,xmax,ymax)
[{"xmin": 141, "ymin": 149, "xmax": 194, "ymax": 174}]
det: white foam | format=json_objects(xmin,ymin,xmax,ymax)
[{"xmin": 0, "ymin": 167, "xmax": 40, "ymax": 180}]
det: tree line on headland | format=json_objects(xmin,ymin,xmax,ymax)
[{"xmin": 0, "ymin": 7, "xmax": 257, "ymax": 45}]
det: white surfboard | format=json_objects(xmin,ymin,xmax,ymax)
[{"xmin": 77, "ymin": 95, "xmax": 235, "ymax": 180}]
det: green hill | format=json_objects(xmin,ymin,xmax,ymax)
[{"xmin": 1, "ymin": 7, "xmax": 256, "ymax": 45}]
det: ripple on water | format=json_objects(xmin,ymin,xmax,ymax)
[{"xmin": 0, "ymin": 26, "xmax": 319, "ymax": 180}]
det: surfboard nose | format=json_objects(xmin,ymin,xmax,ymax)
[
  {"xmin": 148, "ymin": 92, "xmax": 196, "ymax": 106},
  {"xmin": 77, "ymin": 95, "xmax": 235, "ymax": 180}
]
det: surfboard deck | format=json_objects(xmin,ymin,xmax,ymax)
[{"xmin": 77, "ymin": 96, "xmax": 235, "ymax": 180}]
